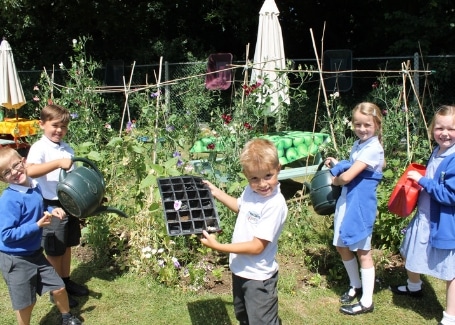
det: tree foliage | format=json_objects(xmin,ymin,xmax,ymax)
[{"xmin": 1, "ymin": 0, "xmax": 454, "ymax": 70}]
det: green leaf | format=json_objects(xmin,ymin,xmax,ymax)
[{"xmin": 139, "ymin": 174, "xmax": 157, "ymax": 189}]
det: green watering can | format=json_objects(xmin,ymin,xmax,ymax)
[
  {"xmin": 57, "ymin": 157, "xmax": 128, "ymax": 218},
  {"xmin": 304, "ymin": 161, "xmax": 341, "ymax": 216}
]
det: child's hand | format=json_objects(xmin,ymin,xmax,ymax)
[
  {"xmin": 37, "ymin": 211, "xmax": 53, "ymax": 228},
  {"xmin": 325, "ymin": 157, "xmax": 338, "ymax": 168},
  {"xmin": 200, "ymin": 230, "xmax": 219, "ymax": 249},
  {"xmin": 202, "ymin": 180, "xmax": 222, "ymax": 199},
  {"xmin": 51, "ymin": 208, "xmax": 66, "ymax": 220},
  {"xmin": 407, "ymin": 170, "xmax": 423, "ymax": 183},
  {"xmin": 59, "ymin": 158, "xmax": 73, "ymax": 170}
]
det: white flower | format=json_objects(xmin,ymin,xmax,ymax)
[
  {"xmin": 144, "ymin": 253, "xmax": 151, "ymax": 259},
  {"xmin": 151, "ymin": 248, "xmax": 157, "ymax": 255},
  {"xmin": 72, "ymin": 39, "xmax": 77, "ymax": 45},
  {"xmin": 59, "ymin": 62, "xmax": 64, "ymax": 68},
  {"xmin": 157, "ymin": 248, "xmax": 164, "ymax": 254},
  {"xmin": 142, "ymin": 246, "xmax": 152, "ymax": 253}
]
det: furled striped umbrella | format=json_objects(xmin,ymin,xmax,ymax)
[{"xmin": 0, "ymin": 38, "xmax": 26, "ymax": 110}]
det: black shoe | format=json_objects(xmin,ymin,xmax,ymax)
[
  {"xmin": 340, "ymin": 301, "xmax": 374, "ymax": 315},
  {"xmin": 340, "ymin": 286, "xmax": 363, "ymax": 304},
  {"xmin": 62, "ymin": 315, "xmax": 83, "ymax": 325},
  {"xmin": 50, "ymin": 293, "xmax": 79, "ymax": 308},
  {"xmin": 65, "ymin": 280, "xmax": 89, "ymax": 297},
  {"xmin": 390, "ymin": 285, "xmax": 423, "ymax": 298}
]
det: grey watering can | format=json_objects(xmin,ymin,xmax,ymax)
[
  {"xmin": 57, "ymin": 157, "xmax": 128, "ymax": 218},
  {"xmin": 304, "ymin": 161, "xmax": 341, "ymax": 216}
]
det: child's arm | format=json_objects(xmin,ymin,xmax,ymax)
[
  {"xmin": 200, "ymin": 230, "xmax": 268, "ymax": 255},
  {"xmin": 202, "ymin": 180, "xmax": 239, "ymax": 213},
  {"xmin": 332, "ymin": 160, "xmax": 368, "ymax": 186},
  {"xmin": 26, "ymin": 158, "xmax": 73, "ymax": 178}
]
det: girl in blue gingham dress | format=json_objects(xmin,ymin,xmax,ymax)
[{"xmin": 391, "ymin": 105, "xmax": 455, "ymax": 325}]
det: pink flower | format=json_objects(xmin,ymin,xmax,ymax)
[{"xmin": 174, "ymin": 200, "xmax": 182, "ymax": 211}]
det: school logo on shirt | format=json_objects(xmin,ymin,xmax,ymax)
[{"xmin": 247, "ymin": 211, "xmax": 261, "ymax": 224}]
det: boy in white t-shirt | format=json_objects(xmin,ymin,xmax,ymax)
[
  {"xmin": 201, "ymin": 138, "xmax": 288, "ymax": 325},
  {"xmin": 26, "ymin": 104, "xmax": 89, "ymax": 308}
]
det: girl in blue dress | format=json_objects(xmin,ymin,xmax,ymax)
[
  {"xmin": 391, "ymin": 105, "xmax": 455, "ymax": 325},
  {"xmin": 326, "ymin": 102, "xmax": 385, "ymax": 315}
]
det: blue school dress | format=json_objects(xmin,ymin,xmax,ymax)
[{"xmin": 400, "ymin": 144, "xmax": 455, "ymax": 281}]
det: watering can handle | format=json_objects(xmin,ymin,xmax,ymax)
[
  {"xmin": 317, "ymin": 160, "xmax": 335, "ymax": 171},
  {"xmin": 59, "ymin": 157, "xmax": 105, "ymax": 186}
]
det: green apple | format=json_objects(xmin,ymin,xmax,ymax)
[
  {"xmin": 201, "ymin": 137, "xmax": 214, "ymax": 145},
  {"xmin": 279, "ymin": 156, "xmax": 288, "ymax": 165},
  {"xmin": 293, "ymin": 136, "xmax": 305, "ymax": 147},
  {"xmin": 308, "ymin": 143, "xmax": 319, "ymax": 155},
  {"xmin": 191, "ymin": 140, "xmax": 204, "ymax": 152},
  {"xmin": 281, "ymin": 137, "xmax": 293, "ymax": 149},
  {"xmin": 286, "ymin": 147, "xmax": 299, "ymax": 162},
  {"xmin": 277, "ymin": 147, "xmax": 285, "ymax": 158},
  {"xmin": 297, "ymin": 143, "xmax": 309, "ymax": 157}
]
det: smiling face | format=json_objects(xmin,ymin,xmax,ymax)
[
  {"xmin": 433, "ymin": 114, "xmax": 455, "ymax": 152},
  {"xmin": 243, "ymin": 165, "xmax": 280, "ymax": 197},
  {"xmin": 352, "ymin": 110, "xmax": 377, "ymax": 143},
  {"xmin": 40, "ymin": 118, "xmax": 69, "ymax": 143},
  {"xmin": 0, "ymin": 149, "xmax": 28, "ymax": 186}
]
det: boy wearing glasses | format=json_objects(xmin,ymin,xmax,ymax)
[{"xmin": 0, "ymin": 147, "xmax": 82, "ymax": 325}]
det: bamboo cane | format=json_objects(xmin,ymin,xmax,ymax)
[{"xmin": 310, "ymin": 28, "xmax": 339, "ymax": 154}]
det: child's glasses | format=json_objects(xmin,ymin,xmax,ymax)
[{"xmin": 2, "ymin": 161, "xmax": 24, "ymax": 178}]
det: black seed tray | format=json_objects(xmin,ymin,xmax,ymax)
[{"xmin": 157, "ymin": 176, "xmax": 221, "ymax": 236}]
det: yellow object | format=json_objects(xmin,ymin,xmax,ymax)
[{"xmin": 0, "ymin": 118, "xmax": 39, "ymax": 137}]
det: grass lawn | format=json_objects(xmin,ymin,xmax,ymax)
[{"xmin": 0, "ymin": 248, "xmax": 448, "ymax": 325}]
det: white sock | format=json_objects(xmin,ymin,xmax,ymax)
[
  {"xmin": 359, "ymin": 267, "xmax": 375, "ymax": 307},
  {"xmin": 407, "ymin": 278, "xmax": 422, "ymax": 291},
  {"xmin": 343, "ymin": 258, "xmax": 361, "ymax": 289},
  {"xmin": 441, "ymin": 311, "xmax": 455, "ymax": 325}
]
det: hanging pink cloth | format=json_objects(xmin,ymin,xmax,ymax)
[{"xmin": 205, "ymin": 53, "xmax": 233, "ymax": 90}]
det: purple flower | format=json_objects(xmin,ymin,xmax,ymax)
[
  {"xmin": 151, "ymin": 90, "xmax": 161, "ymax": 98},
  {"xmin": 177, "ymin": 159, "xmax": 183, "ymax": 167},
  {"xmin": 172, "ymin": 257, "xmax": 181, "ymax": 269},
  {"xmin": 173, "ymin": 151, "xmax": 181, "ymax": 158},
  {"xmin": 166, "ymin": 125, "xmax": 175, "ymax": 132},
  {"xmin": 70, "ymin": 113, "xmax": 78, "ymax": 119}
]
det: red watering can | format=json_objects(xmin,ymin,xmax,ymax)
[{"xmin": 388, "ymin": 163, "xmax": 426, "ymax": 218}]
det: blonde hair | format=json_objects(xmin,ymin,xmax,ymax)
[
  {"xmin": 352, "ymin": 102, "xmax": 384, "ymax": 144},
  {"xmin": 0, "ymin": 147, "xmax": 22, "ymax": 173},
  {"xmin": 40, "ymin": 104, "xmax": 70, "ymax": 124},
  {"xmin": 429, "ymin": 105, "xmax": 455, "ymax": 141},
  {"xmin": 239, "ymin": 138, "xmax": 279, "ymax": 173}
]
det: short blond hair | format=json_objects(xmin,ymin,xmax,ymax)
[
  {"xmin": 239, "ymin": 138, "xmax": 279, "ymax": 173},
  {"xmin": 0, "ymin": 147, "xmax": 22, "ymax": 173}
]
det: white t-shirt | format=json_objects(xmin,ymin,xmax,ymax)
[
  {"xmin": 229, "ymin": 183, "xmax": 288, "ymax": 280},
  {"xmin": 26, "ymin": 136, "xmax": 74, "ymax": 200}
]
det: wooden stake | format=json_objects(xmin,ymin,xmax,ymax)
[{"xmin": 310, "ymin": 27, "xmax": 339, "ymax": 153}]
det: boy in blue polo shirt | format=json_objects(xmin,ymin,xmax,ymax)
[{"xmin": 0, "ymin": 147, "xmax": 82, "ymax": 325}]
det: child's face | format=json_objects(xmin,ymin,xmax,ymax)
[
  {"xmin": 433, "ymin": 114, "xmax": 455, "ymax": 151},
  {"xmin": 352, "ymin": 111, "xmax": 377, "ymax": 143},
  {"xmin": 243, "ymin": 165, "xmax": 280, "ymax": 197},
  {"xmin": 39, "ymin": 118, "xmax": 68, "ymax": 143},
  {"xmin": 0, "ymin": 156, "xmax": 27, "ymax": 186}
]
